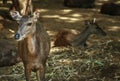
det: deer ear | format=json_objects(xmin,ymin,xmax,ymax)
[
  {"xmin": 93, "ymin": 18, "xmax": 96, "ymax": 23},
  {"xmin": 10, "ymin": 11, "xmax": 22, "ymax": 21},
  {"xmin": 33, "ymin": 11, "xmax": 40, "ymax": 21}
]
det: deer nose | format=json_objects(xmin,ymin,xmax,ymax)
[{"xmin": 14, "ymin": 33, "xmax": 20, "ymax": 39}]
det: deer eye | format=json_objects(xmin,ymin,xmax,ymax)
[{"xmin": 27, "ymin": 23, "xmax": 32, "ymax": 26}]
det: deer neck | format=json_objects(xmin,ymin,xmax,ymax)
[
  {"xmin": 26, "ymin": 32, "xmax": 36, "ymax": 54},
  {"xmin": 71, "ymin": 27, "xmax": 91, "ymax": 47},
  {"xmin": 80, "ymin": 27, "xmax": 91, "ymax": 42}
]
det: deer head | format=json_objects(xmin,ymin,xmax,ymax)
[
  {"xmin": 85, "ymin": 18, "xmax": 107, "ymax": 36},
  {"xmin": 10, "ymin": 10, "xmax": 40, "ymax": 41}
]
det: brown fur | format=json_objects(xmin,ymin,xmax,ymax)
[
  {"xmin": 54, "ymin": 21, "xmax": 106, "ymax": 47},
  {"xmin": 54, "ymin": 29, "xmax": 77, "ymax": 47},
  {"xmin": 18, "ymin": 22, "xmax": 50, "ymax": 81}
]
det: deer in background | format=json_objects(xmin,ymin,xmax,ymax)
[
  {"xmin": 54, "ymin": 19, "xmax": 106, "ymax": 48},
  {"xmin": 10, "ymin": 10, "xmax": 50, "ymax": 81},
  {"xmin": 10, "ymin": 0, "xmax": 33, "ymax": 15}
]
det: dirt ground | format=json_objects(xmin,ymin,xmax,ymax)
[{"xmin": 0, "ymin": 0, "xmax": 120, "ymax": 81}]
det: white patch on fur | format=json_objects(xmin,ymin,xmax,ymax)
[{"xmin": 27, "ymin": 36, "xmax": 36, "ymax": 54}]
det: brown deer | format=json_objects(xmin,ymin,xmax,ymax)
[
  {"xmin": 54, "ymin": 19, "xmax": 106, "ymax": 48},
  {"xmin": 10, "ymin": 10, "xmax": 50, "ymax": 81}
]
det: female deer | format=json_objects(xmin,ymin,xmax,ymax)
[
  {"xmin": 10, "ymin": 10, "xmax": 50, "ymax": 81},
  {"xmin": 54, "ymin": 19, "xmax": 106, "ymax": 47}
]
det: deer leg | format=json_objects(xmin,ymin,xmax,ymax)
[
  {"xmin": 83, "ymin": 43, "xmax": 87, "ymax": 47},
  {"xmin": 24, "ymin": 66, "xmax": 32, "ymax": 81},
  {"xmin": 36, "ymin": 64, "xmax": 45, "ymax": 81},
  {"xmin": 36, "ymin": 70, "xmax": 40, "ymax": 81}
]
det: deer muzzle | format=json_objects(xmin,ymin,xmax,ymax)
[{"xmin": 14, "ymin": 33, "xmax": 20, "ymax": 40}]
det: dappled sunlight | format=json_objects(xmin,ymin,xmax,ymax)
[
  {"xmin": 42, "ymin": 13, "xmax": 82, "ymax": 23},
  {"xmin": 8, "ymin": 29, "xmax": 15, "ymax": 38},
  {"xmin": 40, "ymin": 8, "xmax": 86, "ymax": 23},
  {"xmin": 59, "ymin": 59, "xmax": 72, "ymax": 64},
  {"xmin": 47, "ymin": 30, "xmax": 57, "ymax": 47},
  {"xmin": 96, "ymin": 2, "xmax": 103, "ymax": 6},
  {"xmin": 59, "ymin": 17, "xmax": 80, "ymax": 23},
  {"xmin": 0, "ymin": 1, "xmax": 2, "ymax": 4},
  {"xmin": 3, "ymin": 28, "xmax": 15, "ymax": 38},
  {"xmin": 47, "ymin": 30, "xmax": 56, "ymax": 36},
  {"xmin": 0, "ymin": 24, "xmax": 3, "ymax": 29},
  {"xmin": 61, "ymin": 9, "xmax": 72, "ymax": 14},
  {"xmin": 7, "ymin": 34, "xmax": 14, "ymax": 38},
  {"xmin": 8, "ymin": 29, "xmax": 15, "ymax": 33},
  {"xmin": 117, "ymin": 1, "xmax": 120, "ymax": 4},
  {"xmin": 108, "ymin": 26, "xmax": 120, "ymax": 32},
  {"xmin": 0, "ymin": 7, "xmax": 8, "ymax": 10},
  {"xmin": 59, "ymin": 16, "xmax": 68, "ymax": 20},
  {"xmin": 42, "ymin": 15, "xmax": 60, "ymax": 18},
  {"xmin": 95, "ymin": 0, "xmax": 108, "ymax": 5},
  {"xmin": 50, "ymin": 45, "xmax": 69, "ymax": 53},
  {"xmin": 72, "ymin": 13, "xmax": 82, "ymax": 17},
  {"xmin": 58, "ymin": 58, "xmax": 84, "ymax": 65},
  {"xmin": 92, "ymin": 8, "xmax": 100, "ymax": 12},
  {"xmin": 66, "ymin": 18, "xmax": 81, "ymax": 23},
  {"xmin": 39, "ymin": 9, "xmax": 49, "ymax": 13}
]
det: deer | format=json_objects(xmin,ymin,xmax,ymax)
[
  {"xmin": 10, "ymin": 10, "xmax": 50, "ymax": 81},
  {"xmin": 54, "ymin": 19, "xmax": 106, "ymax": 49},
  {"xmin": 9, "ymin": 0, "xmax": 33, "ymax": 15}
]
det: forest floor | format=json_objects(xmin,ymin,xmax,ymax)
[{"xmin": 0, "ymin": 0, "xmax": 120, "ymax": 81}]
